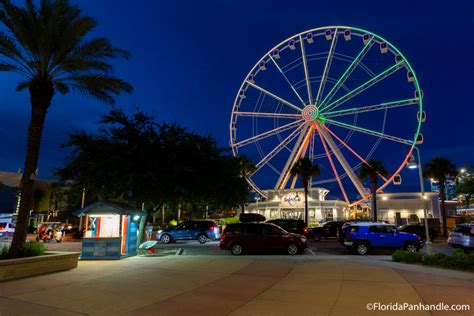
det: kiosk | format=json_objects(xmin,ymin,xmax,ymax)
[{"xmin": 74, "ymin": 201, "xmax": 145, "ymax": 260}]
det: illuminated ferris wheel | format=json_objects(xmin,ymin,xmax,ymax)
[{"xmin": 230, "ymin": 26, "xmax": 425, "ymax": 205}]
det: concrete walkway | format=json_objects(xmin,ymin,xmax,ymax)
[{"xmin": 0, "ymin": 256, "xmax": 472, "ymax": 316}]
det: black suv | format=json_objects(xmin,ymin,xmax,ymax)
[
  {"xmin": 220, "ymin": 222, "xmax": 307, "ymax": 255},
  {"xmin": 399, "ymin": 224, "xmax": 438, "ymax": 242},
  {"xmin": 266, "ymin": 219, "xmax": 311, "ymax": 238},
  {"xmin": 311, "ymin": 221, "xmax": 344, "ymax": 241}
]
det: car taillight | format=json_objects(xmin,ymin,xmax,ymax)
[
  {"xmin": 210, "ymin": 226, "xmax": 215, "ymax": 231},
  {"xmin": 303, "ymin": 227, "xmax": 308, "ymax": 234}
]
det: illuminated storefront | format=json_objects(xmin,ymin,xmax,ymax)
[
  {"xmin": 74, "ymin": 201, "xmax": 145, "ymax": 260},
  {"xmin": 246, "ymin": 188, "xmax": 348, "ymax": 226}
]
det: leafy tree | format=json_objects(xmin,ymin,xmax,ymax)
[
  {"xmin": 290, "ymin": 157, "xmax": 320, "ymax": 226},
  {"xmin": 58, "ymin": 109, "xmax": 253, "ymax": 222},
  {"xmin": 0, "ymin": 181, "xmax": 4, "ymax": 192},
  {"xmin": 456, "ymin": 177, "xmax": 474, "ymax": 208},
  {"xmin": 358, "ymin": 160, "xmax": 389, "ymax": 222},
  {"xmin": 0, "ymin": 0, "xmax": 132, "ymax": 258},
  {"xmin": 423, "ymin": 157, "xmax": 457, "ymax": 237}
]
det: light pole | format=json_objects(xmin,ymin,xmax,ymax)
[
  {"xmin": 255, "ymin": 196, "xmax": 261, "ymax": 213},
  {"xmin": 407, "ymin": 147, "xmax": 433, "ymax": 255}
]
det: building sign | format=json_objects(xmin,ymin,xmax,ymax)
[{"xmin": 282, "ymin": 191, "xmax": 302, "ymax": 206}]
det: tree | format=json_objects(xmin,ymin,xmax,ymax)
[
  {"xmin": 1, "ymin": 0, "xmax": 132, "ymax": 258},
  {"xmin": 456, "ymin": 177, "xmax": 474, "ymax": 208},
  {"xmin": 423, "ymin": 157, "xmax": 457, "ymax": 237},
  {"xmin": 0, "ymin": 181, "xmax": 4, "ymax": 192},
  {"xmin": 358, "ymin": 160, "xmax": 389, "ymax": 222},
  {"xmin": 290, "ymin": 158, "xmax": 320, "ymax": 226}
]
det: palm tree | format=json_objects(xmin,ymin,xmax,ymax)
[
  {"xmin": 0, "ymin": 0, "xmax": 132, "ymax": 258},
  {"xmin": 290, "ymin": 157, "xmax": 320, "ymax": 226},
  {"xmin": 424, "ymin": 157, "xmax": 457, "ymax": 237},
  {"xmin": 456, "ymin": 177, "xmax": 474, "ymax": 209},
  {"xmin": 358, "ymin": 160, "xmax": 389, "ymax": 222}
]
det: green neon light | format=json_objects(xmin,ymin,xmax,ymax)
[
  {"xmin": 319, "ymin": 60, "xmax": 404, "ymax": 113},
  {"xmin": 326, "ymin": 118, "xmax": 413, "ymax": 145},
  {"xmin": 323, "ymin": 98, "xmax": 419, "ymax": 116},
  {"xmin": 319, "ymin": 38, "xmax": 374, "ymax": 107}
]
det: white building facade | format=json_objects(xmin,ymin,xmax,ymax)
[{"xmin": 246, "ymin": 188, "xmax": 348, "ymax": 226}]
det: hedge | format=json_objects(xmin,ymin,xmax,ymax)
[{"xmin": 392, "ymin": 249, "xmax": 474, "ymax": 271}]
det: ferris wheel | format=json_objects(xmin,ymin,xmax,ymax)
[{"xmin": 230, "ymin": 26, "xmax": 425, "ymax": 205}]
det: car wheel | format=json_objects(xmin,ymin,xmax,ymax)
[
  {"xmin": 197, "ymin": 234, "xmax": 208, "ymax": 244},
  {"xmin": 230, "ymin": 243, "xmax": 243, "ymax": 255},
  {"xmin": 287, "ymin": 243, "xmax": 299, "ymax": 255},
  {"xmin": 313, "ymin": 234, "xmax": 321, "ymax": 242},
  {"xmin": 353, "ymin": 242, "xmax": 369, "ymax": 255},
  {"xmin": 160, "ymin": 234, "xmax": 171, "ymax": 244},
  {"xmin": 404, "ymin": 242, "xmax": 418, "ymax": 253}
]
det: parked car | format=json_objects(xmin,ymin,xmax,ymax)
[
  {"xmin": 447, "ymin": 223, "xmax": 474, "ymax": 250},
  {"xmin": 341, "ymin": 222, "xmax": 422, "ymax": 255},
  {"xmin": 311, "ymin": 221, "xmax": 344, "ymax": 241},
  {"xmin": 0, "ymin": 221, "xmax": 15, "ymax": 238},
  {"xmin": 399, "ymin": 224, "xmax": 438, "ymax": 242},
  {"xmin": 266, "ymin": 219, "xmax": 312, "ymax": 238},
  {"xmin": 156, "ymin": 220, "xmax": 220, "ymax": 244},
  {"xmin": 220, "ymin": 222, "xmax": 307, "ymax": 255}
]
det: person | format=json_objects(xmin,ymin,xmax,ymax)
[{"xmin": 145, "ymin": 222, "xmax": 153, "ymax": 240}]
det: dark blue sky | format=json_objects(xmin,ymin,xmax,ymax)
[{"xmin": 0, "ymin": 0, "xmax": 472, "ymax": 195}]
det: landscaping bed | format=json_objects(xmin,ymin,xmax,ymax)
[{"xmin": 392, "ymin": 249, "xmax": 474, "ymax": 272}]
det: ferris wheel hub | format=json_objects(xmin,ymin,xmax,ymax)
[{"xmin": 302, "ymin": 105, "xmax": 319, "ymax": 123}]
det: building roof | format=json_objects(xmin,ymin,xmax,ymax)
[
  {"xmin": 0, "ymin": 171, "xmax": 22, "ymax": 187},
  {"xmin": 73, "ymin": 201, "xmax": 145, "ymax": 217}
]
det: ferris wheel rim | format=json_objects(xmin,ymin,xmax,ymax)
[{"xmin": 230, "ymin": 25, "xmax": 423, "ymax": 201}]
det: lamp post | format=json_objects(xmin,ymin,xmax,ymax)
[
  {"xmin": 255, "ymin": 196, "xmax": 261, "ymax": 213},
  {"xmin": 407, "ymin": 147, "xmax": 433, "ymax": 255}
]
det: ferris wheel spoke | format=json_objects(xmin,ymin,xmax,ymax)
[
  {"xmin": 251, "ymin": 124, "xmax": 305, "ymax": 175},
  {"xmin": 322, "ymin": 124, "xmax": 388, "ymax": 182},
  {"xmin": 316, "ymin": 122, "xmax": 368, "ymax": 200},
  {"xmin": 315, "ymin": 28, "xmax": 338, "ymax": 106},
  {"xmin": 275, "ymin": 125, "xmax": 312, "ymax": 190},
  {"xmin": 235, "ymin": 111, "xmax": 302, "ymax": 119},
  {"xmin": 299, "ymin": 35, "xmax": 313, "ymax": 105},
  {"xmin": 315, "ymin": 125, "xmax": 350, "ymax": 204},
  {"xmin": 324, "ymin": 98, "xmax": 419, "ymax": 118},
  {"xmin": 319, "ymin": 60, "xmax": 405, "ymax": 113},
  {"xmin": 326, "ymin": 118, "xmax": 414, "ymax": 145},
  {"xmin": 246, "ymin": 81, "xmax": 302, "ymax": 112},
  {"xmin": 268, "ymin": 55, "xmax": 307, "ymax": 107},
  {"xmin": 233, "ymin": 119, "xmax": 305, "ymax": 148},
  {"xmin": 319, "ymin": 39, "xmax": 374, "ymax": 108}
]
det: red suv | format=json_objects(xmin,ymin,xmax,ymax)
[{"xmin": 220, "ymin": 223, "xmax": 307, "ymax": 255}]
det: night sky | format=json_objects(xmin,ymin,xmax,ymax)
[{"xmin": 0, "ymin": 0, "xmax": 472, "ymax": 198}]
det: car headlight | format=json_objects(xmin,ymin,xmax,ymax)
[
  {"xmin": 300, "ymin": 236, "xmax": 307, "ymax": 242},
  {"xmin": 157, "ymin": 230, "xmax": 163, "ymax": 234}
]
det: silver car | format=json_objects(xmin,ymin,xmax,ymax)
[{"xmin": 447, "ymin": 224, "xmax": 474, "ymax": 250}]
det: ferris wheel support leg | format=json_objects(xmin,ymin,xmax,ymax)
[
  {"xmin": 315, "ymin": 122, "xmax": 368, "ymax": 200},
  {"xmin": 290, "ymin": 134, "xmax": 311, "ymax": 189},
  {"xmin": 275, "ymin": 124, "xmax": 311, "ymax": 190}
]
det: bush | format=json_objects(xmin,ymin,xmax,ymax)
[
  {"xmin": 0, "ymin": 245, "xmax": 8, "ymax": 258},
  {"xmin": 392, "ymin": 250, "xmax": 423, "ymax": 263},
  {"xmin": 394, "ymin": 249, "xmax": 474, "ymax": 271},
  {"xmin": 22, "ymin": 240, "xmax": 45, "ymax": 258}
]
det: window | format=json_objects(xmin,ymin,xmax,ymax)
[
  {"xmin": 264, "ymin": 225, "xmax": 283, "ymax": 235},
  {"xmin": 370, "ymin": 225, "xmax": 396, "ymax": 234},
  {"xmin": 245, "ymin": 224, "xmax": 263, "ymax": 235}
]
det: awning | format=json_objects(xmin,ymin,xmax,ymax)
[{"xmin": 73, "ymin": 201, "xmax": 145, "ymax": 217}]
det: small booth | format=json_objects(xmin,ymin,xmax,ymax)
[{"xmin": 74, "ymin": 201, "xmax": 145, "ymax": 260}]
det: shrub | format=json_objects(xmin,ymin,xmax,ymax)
[
  {"xmin": 0, "ymin": 244, "xmax": 8, "ymax": 259},
  {"xmin": 21, "ymin": 241, "xmax": 45, "ymax": 258},
  {"xmin": 392, "ymin": 250, "xmax": 423, "ymax": 263},
  {"xmin": 394, "ymin": 249, "xmax": 474, "ymax": 271},
  {"xmin": 168, "ymin": 219, "xmax": 177, "ymax": 227}
]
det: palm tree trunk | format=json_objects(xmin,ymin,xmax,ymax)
[
  {"xmin": 372, "ymin": 183, "xmax": 377, "ymax": 222},
  {"xmin": 440, "ymin": 183, "xmax": 448, "ymax": 237},
  {"xmin": 304, "ymin": 180, "xmax": 309, "ymax": 226},
  {"xmin": 8, "ymin": 104, "xmax": 49, "ymax": 257}
]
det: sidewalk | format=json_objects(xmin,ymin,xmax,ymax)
[{"xmin": 0, "ymin": 255, "xmax": 472, "ymax": 315}]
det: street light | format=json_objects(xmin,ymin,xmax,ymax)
[
  {"xmin": 406, "ymin": 147, "xmax": 433, "ymax": 255},
  {"xmin": 254, "ymin": 196, "xmax": 261, "ymax": 213}
]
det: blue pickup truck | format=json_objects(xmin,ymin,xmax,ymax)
[{"xmin": 341, "ymin": 222, "xmax": 422, "ymax": 255}]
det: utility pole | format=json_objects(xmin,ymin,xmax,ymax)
[{"xmin": 78, "ymin": 187, "xmax": 85, "ymax": 231}]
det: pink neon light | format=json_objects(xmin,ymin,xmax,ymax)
[
  {"xmin": 315, "ymin": 125, "xmax": 350, "ymax": 205},
  {"xmin": 322, "ymin": 125, "xmax": 389, "ymax": 182}
]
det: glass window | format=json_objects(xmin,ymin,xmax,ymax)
[
  {"xmin": 264, "ymin": 225, "xmax": 283, "ymax": 235},
  {"xmin": 245, "ymin": 224, "xmax": 263, "ymax": 235}
]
